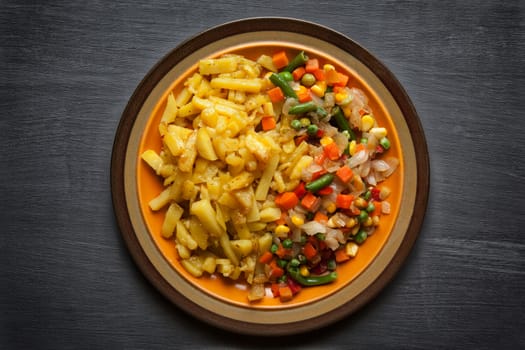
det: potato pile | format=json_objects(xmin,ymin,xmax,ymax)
[{"xmin": 141, "ymin": 53, "xmax": 314, "ymax": 300}]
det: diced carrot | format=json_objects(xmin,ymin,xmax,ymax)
[
  {"xmin": 355, "ymin": 143, "xmax": 366, "ymax": 153},
  {"xmin": 317, "ymin": 186, "xmax": 333, "ymax": 196},
  {"xmin": 271, "ymin": 283, "xmax": 280, "ymax": 297},
  {"xmin": 301, "ymin": 192, "xmax": 320, "ymax": 211},
  {"xmin": 314, "ymin": 211, "xmax": 328, "ymax": 223},
  {"xmin": 258, "ymin": 251, "xmax": 274, "ymax": 264},
  {"xmin": 305, "ymin": 58, "xmax": 319, "ymax": 73},
  {"xmin": 272, "ymin": 51, "xmax": 289, "ymax": 69},
  {"xmin": 275, "ymin": 211, "xmax": 288, "ymax": 225},
  {"xmin": 326, "ymin": 69, "xmax": 349, "ymax": 86},
  {"xmin": 275, "ymin": 191, "xmax": 299, "ymax": 210},
  {"xmin": 314, "ymin": 152, "xmax": 326, "ymax": 165},
  {"xmin": 311, "ymin": 168, "xmax": 327, "ymax": 180},
  {"xmin": 274, "ymin": 244, "xmax": 292, "ymax": 259},
  {"xmin": 297, "ymin": 86, "xmax": 312, "ymax": 103},
  {"xmin": 293, "ymin": 182, "xmax": 307, "ymax": 199},
  {"xmin": 269, "ymin": 260, "xmax": 284, "ymax": 279},
  {"xmin": 371, "ymin": 200, "xmax": 382, "ymax": 217},
  {"xmin": 332, "ymin": 86, "xmax": 345, "ymax": 94},
  {"xmin": 336, "ymin": 193, "xmax": 354, "ymax": 209},
  {"xmin": 335, "ymin": 248, "xmax": 351, "ymax": 263},
  {"xmin": 294, "ymin": 134, "xmax": 309, "ymax": 146},
  {"xmin": 336, "ymin": 165, "xmax": 354, "ymax": 183},
  {"xmin": 279, "ymin": 286, "xmax": 293, "ymax": 302},
  {"xmin": 287, "ymin": 278, "xmax": 302, "ymax": 294},
  {"xmin": 312, "ymin": 68, "xmax": 325, "ymax": 81},
  {"xmin": 303, "ymin": 242, "xmax": 318, "ymax": 260},
  {"xmin": 292, "ymin": 66, "xmax": 306, "ymax": 81},
  {"xmin": 267, "ymin": 86, "xmax": 285, "ymax": 103},
  {"xmin": 261, "ymin": 116, "xmax": 276, "ymax": 131},
  {"xmin": 323, "ymin": 142, "xmax": 341, "ymax": 160},
  {"xmin": 334, "ymin": 72, "xmax": 349, "ymax": 87},
  {"xmin": 358, "ymin": 108, "xmax": 368, "ymax": 116}
]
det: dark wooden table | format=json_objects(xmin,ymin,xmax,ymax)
[{"xmin": 2, "ymin": 1, "xmax": 524, "ymax": 349}]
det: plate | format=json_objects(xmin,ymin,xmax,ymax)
[{"xmin": 111, "ymin": 17, "xmax": 429, "ymax": 335}]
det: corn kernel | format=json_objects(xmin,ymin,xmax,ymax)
[
  {"xmin": 349, "ymin": 140, "xmax": 357, "ymax": 156},
  {"xmin": 311, "ymin": 81, "xmax": 327, "ymax": 97},
  {"xmin": 335, "ymin": 92, "xmax": 348, "ymax": 104},
  {"xmin": 369, "ymin": 127, "xmax": 387, "ymax": 139},
  {"xmin": 354, "ymin": 197, "xmax": 368, "ymax": 209},
  {"xmin": 372, "ymin": 215, "xmax": 380, "ymax": 226},
  {"xmin": 363, "ymin": 216, "xmax": 373, "ymax": 227},
  {"xmin": 299, "ymin": 117, "xmax": 311, "ymax": 127},
  {"xmin": 291, "ymin": 216, "xmax": 304, "ymax": 227},
  {"xmin": 345, "ymin": 242, "xmax": 359, "ymax": 258},
  {"xmin": 275, "ymin": 224, "xmax": 290, "ymax": 235},
  {"xmin": 346, "ymin": 217, "xmax": 357, "ymax": 228},
  {"xmin": 300, "ymin": 265, "xmax": 310, "ymax": 277},
  {"xmin": 297, "ymin": 85, "xmax": 308, "ymax": 95},
  {"xmin": 326, "ymin": 202, "xmax": 337, "ymax": 214},
  {"xmin": 361, "ymin": 114, "xmax": 375, "ymax": 132},
  {"xmin": 342, "ymin": 104, "xmax": 353, "ymax": 118},
  {"xmin": 320, "ymin": 136, "xmax": 334, "ymax": 146},
  {"xmin": 323, "ymin": 64, "xmax": 335, "ymax": 72}
]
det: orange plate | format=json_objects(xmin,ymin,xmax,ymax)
[{"xmin": 111, "ymin": 17, "xmax": 429, "ymax": 336}]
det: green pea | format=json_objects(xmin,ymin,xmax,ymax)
[
  {"xmin": 289, "ymin": 258, "xmax": 301, "ymax": 267},
  {"xmin": 290, "ymin": 119, "xmax": 302, "ymax": 130},
  {"xmin": 301, "ymin": 73, "xmax": 316, "ymax": 87},
  {"xmin": 307, "ymin": 124, "xmax": 318, "ymax": 136},
  {"xmin": 282, "ymin": 238, "xmax": 293, "ymax": 249},
  {"xmin": 358, "ymin": 210, "xmax": 369, "ymax": 223},
  {"xmin": 277, "ymin": 259, "xmax": 288, "ymax": 268},
  {"xmin": 366, "ymin": 202, "xmax": 375, "ymax": 213},
  {"xmin": 354, "ymin": 230, "xmax": 368, "ymax": 244}
]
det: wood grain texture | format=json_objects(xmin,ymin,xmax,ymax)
[{"xmin": 1, "ymin": 0, "xmax": 524, "ymax": 349}]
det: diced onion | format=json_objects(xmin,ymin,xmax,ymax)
[
  {"xmin": 371, "ymin": 159, "xmax": 390, "ymax": 172},
  {"xmin": 348, "ymin": 150, "xmax": 368, "ymax": 168},
  {"xmin": 300, "ymin": 221, "xmax": 326, "ymax": 236}
]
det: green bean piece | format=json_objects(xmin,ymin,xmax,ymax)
[
  {"xmin": 288, "ymin": 101, "xmax": 317, "ymax": 115},
  {"xmin": 316, "ymin": 106, "xmax": 328, "ymax": 118},
  {"xmin": 278, "ymin": 71, "xmax": 293, "ymax": 81},
  {"xmin": 331, "ymin": 106, "xmax": 356, "ymax": 140},
  {"xmin": 305, "ymin": 173, "xmax": 335, "ymax": 193},
  {"xmin": 283, "ymin": 50, "xmax": 309, "ymax": 72},
  {"xmin": 379, "ymin": 136, "xmax": 391, "ymax": 150},
  {"xmin": 269, "ymin": 73, "xmax": 297, "ymax": 99},
  {"xmin": 287, "ymin": 266, "xmax": 337, "ymax": 286}
]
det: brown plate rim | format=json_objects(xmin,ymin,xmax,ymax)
[{"xmin": 111, "ymin": 17, "xmax": 430, "ymax": 336}]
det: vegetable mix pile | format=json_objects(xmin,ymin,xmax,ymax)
[{"xmin": 141, "ymin": 49, "xmax": 399, "ymax": 303}]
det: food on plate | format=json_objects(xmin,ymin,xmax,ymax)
[{"xmin": 141, "ymin": 49, "xmax": 398, "ymax": 303}]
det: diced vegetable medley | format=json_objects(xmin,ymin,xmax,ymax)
[{"xmin": 141, "ymin": 49, "xmax": 399, "ymax": 303}]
